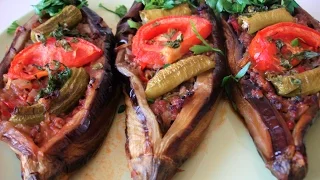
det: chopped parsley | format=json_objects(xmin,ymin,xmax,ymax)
[
  {"xmin": 291, "ymin": 51, "xmax": 320, "ymax": 60},
  {"xmin": 275, "ymin": 39, "xmax": 285, "ymax": 50},
  {"xmin": 99, "ymin": 3, "xmax": 127, "ymax": 18},
  {"xmin": 290, "ymin": 38, "xmax": 300, "ymax": 47},
  {"xmin": 7, "ymin": 21, "xmax": 20, "ymax": 35},
  {"xmin": 280, "ymin": 58, "xmax": 292, "ymax": 69},
  {"xmin": 206, "ymin": 0, "xmax": 299, "ymax": 14},
  {"xmin": 165, "ymin": 34, "xmax": 183, "ymax": 49},
  {"xmin": 36, "ymin": 61, "xmax": 71, "ymax": 100}
]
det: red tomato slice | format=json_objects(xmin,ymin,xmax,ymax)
[
  {"xmin": 132, "ymin": 16, "xmax": 212, "ymax": 68},
  {"xmin": 8, "ymin": 37, "xmax": 103, "ymax": 80},
  {"xmin": 248, "ymin": 22, "xmax": 320, "ymax": 72}
]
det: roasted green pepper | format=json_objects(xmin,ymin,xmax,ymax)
[
  {"xmin": 239, "ymin": 8, "xmax": 294, "ymax": 34},
  {"xmin": 9, "ymin": 104, "xmax": 46, "ymax": 125},
  {"xmin": 269, "ymin": 67, "xmax": 320, "ymax": 97},
  {"xmin": 145, "ymin": 55, "xmax": 215, "ymax": 99},
  {"xmin": 49, "ymin": 67, "xmax": 89, "ymax": 115},
  {"xmin": 31, "ymin": 5, "xmax": 82, "ymax": 42},
  {"xmin": 139, "ymin": 3, "xmax": 192, "ymax": 23}
]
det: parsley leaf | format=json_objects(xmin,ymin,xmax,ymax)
[
  {"xmin": 137, "ymin": 0, "xmax": 192, "ymax": 10},
  {"xmin": 127, "ymin": 19, "xmax": 142, "ymax": 29},
  {"xmin": 33, "ymin": 0, "xmax": 88, "ymax": 17},
  {"xmin": 221, "ymin": 62, "xmax": 251, "ymax": 87},
  {"xmin": 291, "ymin": 51, "xmax": 320, "ymax": 60},
  {"xmin": 7, "ymin": 21, "xmax": 20, "ymax": 35},
  {"xmin": 206, "ymin": 0, "xmax": 299, "ymax": 14},
  {"xmin": 290, "ymin": 38, "xmax": 299, "ymax": 47},
  {"xmin": 189, "ymin": 21, "xmax": 223, "ymax": 55},
  {"xmin": 99, "ymin": 3, "xmax": 127, "ymax": 18}
]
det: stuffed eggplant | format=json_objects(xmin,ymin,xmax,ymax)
[
  {"xmin": 220, "ymin": 0, "xmax": 320, "ymax": 179},
  {"xmin": 0, "ymin": 2, "xmax": 118, "ymax": 180},
  {"xmin": 115, "ymin": 1, "xmax": 226, "ymax": 179}
]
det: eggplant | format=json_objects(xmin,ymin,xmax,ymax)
[
  {"xmin": 0, "ymin": 6, "xmax": 119, "ymax": 180},
  {"xmin": 222, "ymin": 5, "xmax": 320, "ymax": 180},
  {"xmin": 115, "ymin": 2, "xmax": 226, "ymax": 179}
]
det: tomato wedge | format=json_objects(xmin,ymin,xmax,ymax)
[
  {"xmin": 8, "ymin": 37, "xmax": 103, "ymax": 80},
  {"xmin": 248, "ymin": 22, "xmax": 320, "ymax": 72},
  {"xmin": 132, "ymin": 16, "xmax": 212, "ymax": 69}
]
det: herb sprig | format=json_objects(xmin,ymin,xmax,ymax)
[
  {"xmin": 99, "ymin": 3, "xmax": 128, "ymax": 18},
  {"xmin": 33, "ymin": 0, "xmax": 88, "ymax": 17},
  {"xmin": 206, "ymin": 0, "xmax": 298, "ymax": 14},
  {"xmin": 7, "ymin": 21, "xmax": 20, "ymax": 35},
  {"xmin": 189, "ymin": 21, "xmax": 223, "ymax": 55},
  {"xmin": 136, "ymin": 0, "xmax": 193, "ymax": 10},
  {"xmin": 221, "ymin": 62, "xmax": 251, "ymax": 87}
]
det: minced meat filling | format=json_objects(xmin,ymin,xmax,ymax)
[{"xmin": 149, "ymin": 78, "xmax": 195, "ymax": 134}]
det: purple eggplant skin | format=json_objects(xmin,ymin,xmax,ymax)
[
  {"xmin": 116, "ymin": 2, "xmax": 227, "ymax": 179},
  {"xmin": 0, "ymin": 7, "xmax": 120, "ymax": 180},
  {"xmin": 222, "ymin": 6, "xmax": 320, "ymax": 180}
]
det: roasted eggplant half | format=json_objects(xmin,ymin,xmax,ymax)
[
  {"xmin": 0, "ymin": 3, "xmax": 118, "ymax": 180},
  {"xmin": 115, "ymin": 1, "xmax": 226, "ymax": 179},
  {"xmin": 220, "ymin": 0, "xmax": 320, "ymax": 179}
]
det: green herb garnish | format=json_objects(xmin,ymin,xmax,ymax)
[
  {"xmin": 127, "ymin": 19, "xmax": 142, "ymax": 29},
  {"xmin": 290, "ymin": 38, "xmax": 300, "ymax": 47},
  {"xmin": 280, "ymin": 58, "xmax": 292, "ymax": 69},
  {"xmin": 36, "ymin": 61, "xmax": 71, "ymax": 100},
  {"xmin": 189, "ymin": 21, "xmax": 223, "ymax": 55},
  {"xmin": 7, "ymin": 21, "xmax": 20, "ymax": 35},
  {"xmin": 206, "ymin": 0, "xmax": 298, "ymax": 14},
  {"xmin": 117, "ymin": 104, "xmax": 126, "ymax": 113},
  {"xmin": 147, "ymin": 98, "xmax": 155, "ymax": 104},
  {"xmin": 275, "ymin": 39, "xmax": 285, "ymax": 50},
  {"xmin": 99, "ymin": 3, "xmax": 127, "ymax": 18},
  {"xmin": 33, "ymin": 0, "xmax": 88, "ymax": 17},
  {"xmin": 163, "ymin": 64, "xmax": 171, "ymax": 68},
  {"xmin": 165, "ymin": 34, "xmax": 183, "ymax": 49},
  {"xmin": 136, "ymin": 0, "xmax": 192, "ymax": 10},
  {"xmin": 291, "ymin": 51, "xmax": 320, "ymax": 60},
  {"xmin": 221, "ymin": 62, "xmax": 251, "ymax": 87}
]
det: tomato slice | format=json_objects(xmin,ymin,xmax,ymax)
[
  {"xmin": 248, "ymin": 22, "xmax": 320, "ymax": 72},
  {"xmin": 8, "ymin": 37, "xmax": 103, "ymax": 80},
  {"xmin": 132, "ymin": 16, "xmax": 212, "ymax": 68}
]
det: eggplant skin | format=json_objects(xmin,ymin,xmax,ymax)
[
  {"xmin": 222, "ymin": 7, "xmax": 320, "ymax": 180},
  {"xmin": 116, "ymin": 2, "xmax": 226, "ymax": 179},
  {"xmin": 0, "ymin": 7, "xmax": 120, "ymax": 180}
]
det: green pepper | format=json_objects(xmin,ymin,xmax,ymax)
[
  {"xmin": 269, "ymin": 67, "xmax": 320, "ymax": 97},
  {"xmin": 145, "ymin": 55, "xmax": 215, "ymax": 99},
  {"xmin": 9, "ymin": 104, "xmax": 46, "ymax": 125},
  {"xmin": 31, "ymin": 5, "xmax": 82, "ymax": 42},
  {"xmin": 139, "ymin": 3, "xmax": 191, "ymax": 23},
  {"xmin": 239, "ymin": 8, "xmax": 294, "ymax": 34}
]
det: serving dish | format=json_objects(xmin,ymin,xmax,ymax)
[{"xmin": 0, "ymin": 0, "xmax": 319, "ymax": 179}]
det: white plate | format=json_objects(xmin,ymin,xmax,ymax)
[{"xmin": 0, "ymin": 0, "xmax": 319, "ymax": 180}]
